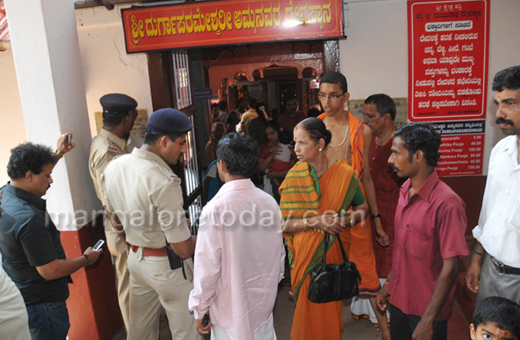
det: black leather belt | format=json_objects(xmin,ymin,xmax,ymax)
[{"xmin": 491, "ymin": 256, "xmax": 520, "ymax": 275}]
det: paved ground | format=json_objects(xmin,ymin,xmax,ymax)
[
  {"xmin": 273, "ymin": 286, "xmax": 382, "ymax": 340},
  {"xmin": 113, "ymin": 285, "xmax": 382, "ymax": 340}
]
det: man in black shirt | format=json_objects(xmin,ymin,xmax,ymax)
[{"xmin": 0, "ymin": 137, "xmax": 102, "ymax": 340}]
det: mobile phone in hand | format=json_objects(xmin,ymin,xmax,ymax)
[
  {"xmin": 93, "ymin": 239, "xmax": 105, "ymax": 251},
  {"xmin": 202, "ymin": 314, "xmax": 210, "ymax": 327},
  {"xmin": 67, "ymin": 134, "xmax": 72, "ymax": 146}
]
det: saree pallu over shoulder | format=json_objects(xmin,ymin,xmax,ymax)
[
  {"xmin": 279, "ymin": 161, "xmax": 320, "ymax": 218},
  {"xmin": 279, "ymin": 160, "xmax": 360, "ymax": 340},
  {"xmin": 279, "ymin": 160, "xmax": 357, "ymax": 220},
  {"xmin": 279, "ymin": 161, "xmax": 321, "ymax": 288}
]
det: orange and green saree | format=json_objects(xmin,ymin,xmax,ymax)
[
  {"xmin": 318, "ymin": 111, "xmax": 381, "ymax": 296},
  {"xmin": 279, "ymin": 160, "xmax": 364, "ymax": 340}
]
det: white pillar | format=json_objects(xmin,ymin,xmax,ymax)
[{"xmin": 5, "ymin": 0, "xmax": 100, "ymax": 230}]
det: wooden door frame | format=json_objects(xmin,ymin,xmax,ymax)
[{"xmin": 147, "ymin": 51, "xmax": 203, "ymax": 211}]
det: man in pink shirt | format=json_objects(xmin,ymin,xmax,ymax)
[
  {"xmin": 376, "ymin": 123, "xmax": 469, "ymax": 340},
  {"xmin": 189, "ymin": 133, "xmax": 285, "ymax": 340}
]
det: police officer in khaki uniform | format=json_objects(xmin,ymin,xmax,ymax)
[
  {"xmin": 88, "ymin": 93, "xmax": 138, "ymax": 331},
  {"xmin": 103, "ymin": 108, "xmax": 198, "ymax": 340}
]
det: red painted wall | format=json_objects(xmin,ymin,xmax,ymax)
[
  {"xmin": 443, "ymin": 175, "xmax": 486, "ymax": 238},
  {"xmin": 443, "ymin": 175, "xmax": 487, "ymax": 325},
  {"xmin": 61, "ymin": 214, "xmax": 123, "ymax": 340}
]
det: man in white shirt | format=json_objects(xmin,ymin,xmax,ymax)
[
  {"xmin": 465, "ymin": 65, "xmax": 520, "ymax": 305},
  {"xmin": 189, "ymin": 133, "xmax": 285, "ymax": 340}
]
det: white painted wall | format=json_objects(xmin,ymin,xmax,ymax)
[
  {"xmin": 1, "ymin": 1, "xmax": 151, "ymax": 230},
  {"xmin": 5, "ymin": 0, "xmax": 101, "ymax": 230},
  {"xmin": 75, "ymin": 4, "xmax": 152, "ymax": 137},
  {"xmin": 0, "ymin": 46, "xmax": 26, "ymax": 185},
  {"xmin": 0, "ymin": 3, "xmax": 150, "ymax": 185},
  {"xmin": 340, "ymin": 0, "xmax": 520, "ymax": 174},
  {"xmin": 341, "ymin": 1, "xmax": 408, "ymax": 99}
]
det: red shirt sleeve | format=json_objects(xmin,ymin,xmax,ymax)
[{"xmin": 259, "ymin": 143, "xmax": 270, "ymax": 159}]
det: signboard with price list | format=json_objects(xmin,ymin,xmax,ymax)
[
  {"xmin": 408, "ymin": 0, "xmax": 489, "ymax": 177},
  {"xmin": 433, "ymin": 120, "xmax": 484, "ymax": 176}
]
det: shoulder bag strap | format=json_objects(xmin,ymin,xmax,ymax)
[{"xmin": 323, "ymin": 232, "xmax": 350, "ymax": 264}]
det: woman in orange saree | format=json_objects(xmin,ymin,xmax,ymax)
[{"xmin": 280, "ymin": 118, "xmax": 369, "ymax": 340}]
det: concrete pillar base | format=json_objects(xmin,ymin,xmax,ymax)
[{"xmin": 63, "ymin": 215, "xmax": 123, "ymax": 340}]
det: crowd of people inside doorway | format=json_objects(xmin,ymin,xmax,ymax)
[{"xmin": 1, "ymin": 66, "xmax": 520, "ymax": 340}]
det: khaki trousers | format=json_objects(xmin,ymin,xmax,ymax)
[
  {"xmin": 127, "ymin": 249, "xmax": 198, "ymax": 340},
  {"xmin": 105, "ymin": 228, "xmax": 131, "ymax": 331},
  {"xmin": 0, "ymin": 274, "xmax": 31, "ymax": 340}
]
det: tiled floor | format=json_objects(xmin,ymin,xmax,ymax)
[
  {"xmin": 112, "ymin": 284, "xmax": 472, "ymax": 339},
  {"xmin": 112, "ymin": 286, "xmax": 382, "ymax": 340}
]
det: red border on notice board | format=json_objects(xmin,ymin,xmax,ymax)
[{"xmin": 408, "ymin": 0, "xmax": 490, "ymax": 122}]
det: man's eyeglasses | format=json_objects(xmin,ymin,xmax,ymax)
[{"xmin": 317, "ymin": 93, "xmax": 345, "ymax": 101}]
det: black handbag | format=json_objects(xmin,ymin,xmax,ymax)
[{"xmin": 308, "ymin": 232, "xmax": 362, "ymax": 303}]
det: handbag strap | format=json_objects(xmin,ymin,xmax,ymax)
[{"xmin": 322, "ymin": 232, "xmax": 350, "ymax": 265}]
